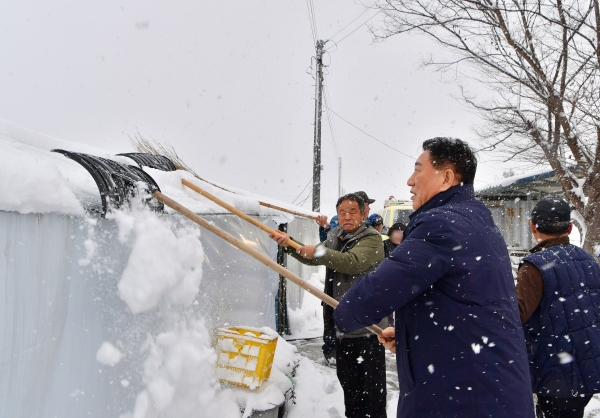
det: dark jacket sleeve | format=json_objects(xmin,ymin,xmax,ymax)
[
  {"xmin": 515, "ymin": 261, "xmax": 544, "ymax": 323},
  {"xmin": 334, "ymin": 216, "xmax": 456, "ymax": 333},
  {"xmin": 319, "ymin": 226, "xmax": 329, "ymax": 243}
]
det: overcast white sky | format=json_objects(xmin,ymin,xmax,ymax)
[{"xmin": 0, "ymin": 0, "xmax": 523, "ymax": 215}]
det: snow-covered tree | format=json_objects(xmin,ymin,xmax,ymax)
[{"xmin": 375, "ymin": 0, "xmax": 600, "ymax": 256}]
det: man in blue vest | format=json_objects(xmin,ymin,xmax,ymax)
[
  {"xmin": 516, "ymin": 198, "xmax": 600, "ymax": 418},
  {"xmin": 333, "ymin": 137, "xmax": 535, "ymax": 417}
]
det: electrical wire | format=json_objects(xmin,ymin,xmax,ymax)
[
  {"xmin": 322, "ymin": 104, "xmax": 414, "ymax": 159},
  {"xmin": 291, "ymin": 176, "xmax": 313, "ymax": 205},
  {"xmin": 298, "ymin": 190, "xmax": 313, "ymax": 207},
  {"xmin": 323, "ymin": 87, "xmax": 341, "ymax": 161},
  {"xmin": 325, "ymin": 9, "xmax": 383, "ymax": 50},
  {"xmin": 328, "ymin": 5, "xmax": 375, "ymax": 42},
  {"xmin": 305, "ymin": 0, "xmax": 319, "ymax": 44}
]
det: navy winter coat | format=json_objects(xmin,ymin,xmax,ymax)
[
  {"xmin": 522, "ymin": 244, "xmax": 600, "ymax": 396},
  {"xmin": 334, "ymin": 185, "xmax": 535, "ymax": 417}
]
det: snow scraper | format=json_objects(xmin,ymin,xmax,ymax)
[
  {"xmin": 118, "ymin": 152, "xmax": 320, "ymax": 221},
  {"xmin": 52, "ymin": 150, "xmax": 383, "ymax": 337},
  {"xmin": 52, "ymin": 149, "xmax": 164, "ymax": 215}
]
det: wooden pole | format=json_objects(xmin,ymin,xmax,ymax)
[
  {"xmin": 153, "ymin": 190, "xmax": 383, "ymax": 338},
  {"xmin": 312, "ymin": 40, "xmax": 326, "ymax": 213},
  {"xmin": 181, "ymin": 179, "xmax": 318, "ymax": 221},
  {"xmin": 182, "ymin": 178, "xmax": 302, "ymax": 250},
  {"xmin": 256, "ymin": 200, "xmax": 319, "ymax": 221}
]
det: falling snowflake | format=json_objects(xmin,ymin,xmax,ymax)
[{"xmin": 557, "ymin": 352, "xmax": 573, "ymax": 364}]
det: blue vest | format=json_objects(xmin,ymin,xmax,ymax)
[{"xmin": 522, "ymin": 243, "xmax": 600, "ymax": 396}]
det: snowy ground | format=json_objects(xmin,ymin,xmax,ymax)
[
  {"xmin": 281, "ymin": 271, "xmax": 400, "ymax": 418},
  {"xmin": 287, "ymin": 337, "xmax": 399, "ymax": 418}
]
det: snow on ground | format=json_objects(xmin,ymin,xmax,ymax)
[
  {"xmin": 285, "ymin": 272, "xmax": 326, "ymax": 340},
  {"xmin": 288, "ymin": 337, "xmax": 400, "ymax": 418},
  {"xmin": 283, "ymin": 272, "xmax": 401, "ymax": 418},
  {"xmin": 288, "ymin": 355, "xmax": 345, "ymax": 417}
]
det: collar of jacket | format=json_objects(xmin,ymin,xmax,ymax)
[
  {"xmin": 408, "ymin": 184, "xmax": 475, "ymax": 221},
  {"xmin": 337, "ymin": 221, "xmax": 371, "ymax": 242},
  {"xmin": 529, "ymin": 236, "xmax": 570, "ymax": 253}
]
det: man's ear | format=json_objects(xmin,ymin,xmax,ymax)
[
  {"xmin": 441, "ymin": 168, "xmax": 456, "ymax": 190},
  {"xmin": 530, "ymin": 220, "xmax": 537, "ymax": 234},
  {"xmin": 567, "ymin": 222, "xmax": 573, "ymax": 235}
]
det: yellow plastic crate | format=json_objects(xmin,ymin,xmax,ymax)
[{"xmin": 215, "ymin": 326, "xmax": 278, "ymax": 390}]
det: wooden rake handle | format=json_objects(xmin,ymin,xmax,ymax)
[
  {"xmin": 182, "ymin": 178, "xmax": 302, "ymax": 250},
  {"xmin": 152, "ymin": 190, "xmax": 383, "ymax": 338},
  {"xmin": 256, "ymin": 201, "xmax": 319, "ymax": 221}
]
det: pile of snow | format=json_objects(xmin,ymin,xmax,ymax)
[
  {"xmin": 112, "ymin": 204, "xmax": 204, "ymax": 314},
  {"xmin": 476, "ymin": 166, "xmax": 555, "ymax": 191},
  {"xmin": 287, "ymin": 356, "xmax": 344, "ymax": 417},
  {"xmin": 0, "ymin": 140, "xmax": 84, "ymax": 215},
  {"xmin": 96, "ymin": 342, "xmax": 122, "ymax": 366},
  {"xmin": 132, "ymin": 318, "xmax": 224, "ymax": 418}
]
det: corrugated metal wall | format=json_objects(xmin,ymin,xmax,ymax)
[{"xmin": 485, "ymin": 199, "xmax": 537, "ymax": 249}]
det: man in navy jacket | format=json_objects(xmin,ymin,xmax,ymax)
[
  {"xmin": 517, "ymin": 198, "xmax": 600, "ymax": 418},
  {"xmin": 334, "ymin": 138, "xmax": 535, "ymax": 417}
]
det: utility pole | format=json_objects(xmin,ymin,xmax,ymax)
[
  {"xmin": 312, "ymin": 40, "xmax": 326, "ymax": 213},
  {"xmin": 338, "ymin": 157, "xmax": 342, "ymax": 197}
]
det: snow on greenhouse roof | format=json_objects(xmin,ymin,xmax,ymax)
[
  {"xmin": 0, "ymin": 120, "xmax": 317, "ymax": 220},
  {"xmin": 475, "ymin": 166, "xmax": 578, "ymax": 200}
]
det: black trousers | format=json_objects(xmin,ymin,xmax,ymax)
[
  {"xmin": 536, "ymin": 394, "xmax": 592, "ymax": 418},
  {"xmin": 336, "ymin": 336, "xmax": 387, "ymax": 418},
  {"xmin": 322, "ymin": 304, "xmax": 337, "ymax": 360}
]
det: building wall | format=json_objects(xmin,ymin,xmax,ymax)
[{"xmin": 485, "ymin": 199, "xmax": 537, "ymax": 250}]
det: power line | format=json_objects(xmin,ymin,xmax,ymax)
[
  {"xmin": 328, "ymin": 5, "xmax": 375, "ymax": 42},
  {"xmin": 305, "ymin": 0, "xmax": 319, "ymax": 43},
  {"xmin": 292, "ymin": 176, "xmax": 313, "ymax": 204},
  {"xmin": 299, "ymin": 190, "xmax": 313, "ymax": 207},
  {"xmin": 322, "ymin": 104, "xmax": 414, "ymax": 159},
  {"xmin": 323, "ymin": 87, "xmax": 341, "ymax": 161},
  {"xmin": 326, "ymin": 9, "xmax": 383, "ymax": 50}
]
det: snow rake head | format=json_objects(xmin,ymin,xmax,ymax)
[
  {"xmin": 116, "ymin": 152, "xmax": 177, "ymax": 172},
  {"xmin": 52, "ymin": 149, "xmax": 164, "ymax": 216}
]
